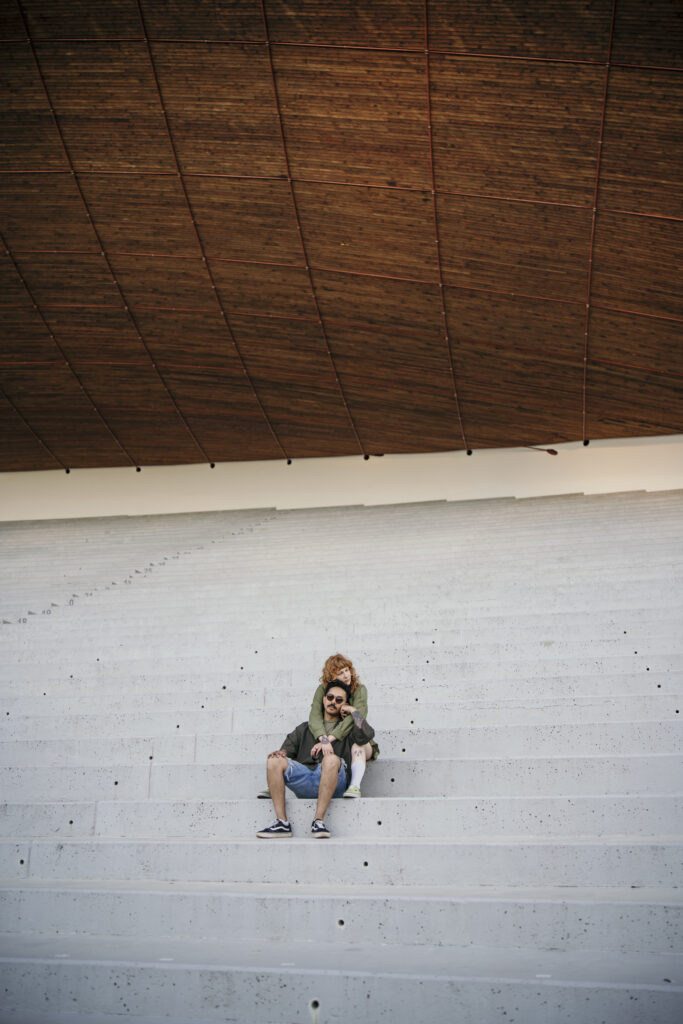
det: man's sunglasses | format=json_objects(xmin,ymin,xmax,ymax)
[{"xmin": 325, "ymin": 695, "xmax": 346, "ymax": 704}]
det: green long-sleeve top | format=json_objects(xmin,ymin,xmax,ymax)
[{"xmin": 308, "ymin": 682, "xmax": 368, "ymax": 743}]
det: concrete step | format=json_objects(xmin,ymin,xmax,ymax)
[
  {"xmin": 3, "ymin": 879, "xmax": 681, "ymax": 954},
  {"xmin": 3, "ymin": 836, "xmax": 680, "ymax": 887},
  {"xmin": 3, "ymin": 795, "xmax": 681, "ymax": 840},
  {"xmin": 2, "ymin": 721, "xmax": 678, "ymax": 766},
  {"xmin": 2, "ymin": 696, "xmax": 680, "ymax": 741},
  {"xmin": 1, "ymin": 933, "xmax": 681, "ymax": 1024},
  {"xmin": 2, "ymin": 754, "xmax": 679, "ymax": 799},
  {"xmin": 1, "ymin": 670, "xmax": 678, "ymax": 715}
]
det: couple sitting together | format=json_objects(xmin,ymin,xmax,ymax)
[{"xmin": 257, "ymin": 653, "xmax": 378, "ymax": 839}]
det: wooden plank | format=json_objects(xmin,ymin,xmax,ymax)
[
  {"xmin": 211, "ymin": 262, "xmax": 317, "ymax": 320},
  {"xmin": 437, "ymin": 194, "xmax": 592, "ymax": 301},
  {"xmin": 108, "ymin": 254, "xmax": 217, "ymax": 312},
  {"xmin": 452, "ymin": 342, "xmax": 584, "ymax": 447},
  {"xmin": 599, "ymin": 68, "xmax": 683, "ymax": 220},
  {"xmin": 142, "ymin": 0, "xmax": 265, "ymax": 42},
  {"xmin": 160, "ymin": 365, "xmax": 283, "ymax": 463},
  {"xmin": 590, "ymin": 309, "xmax": 683, "ymax": 376},
  {"xmin": 314, "ymin": 269, "xmax": 443, "ymax": 333},
  {"xmin": 230, "ymin": 316, "xmax": 360, "ymax": 458},
  {"xmin": 81, "ymin": 173, "xmax": 200, "ymax": 256},
  {"xmin": 12, "ymin": 253, "xmax": 124, "ymax": 308},
  {"xmin": 153, "ymin": 42, "xmax": 285, "ymax": 176},
  {"xmin": 296, "ymin": 181, "xmax": 438, "ymax": 281},
  {"xmin": 611, "ymin": 0, "xmax": 683, "ymax": 69},
  {"xmin": 587, "ymin": 363, "xmax": 683, "ymax": 439},
  {"xmin": 327, "ymin": 323, "xmax": 463, "ymax": 453},
  {"xmin": 267, "ymin": 0, "xmax": 423, "ymax": 49},
  {"xmin": 591, "ymin": 212, "xmax": 683, "ymax": 320},
  {"xmin": 428, "ymin": 0, "xmax": 613, "ymax": 61},
  {"xmin": 274, "ymin": 47, "xmax": 429, "ymax": 189},
  {"xmin": 0, "ymin": 307, "xmax": 61, "ymax": 364},
  {"xmin": 0, "ymin": 364, "xmax": 131, "ymax": 468},
  {"xmin": 36, "ymin": 41, "xmax": 173, "ymax": 172},
  {"xmin": 185, "ymin": 177, "xmax": 303, "ymax": 265},
  {"xmin": 0, "ymin": 43, "xmax": 65, "ymax": 171},
  {"xmin": 20, "ymin": 0, "xmax": 141, "ymax": 40},
  {"xmin": 431, "ymin": 56, "xmax": 604, "ymax": 203},
  {"xmin": 0, "ymin": 173, "xmax": 98, "ymax": 251}
]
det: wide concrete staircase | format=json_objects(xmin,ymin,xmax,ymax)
[{"xmin": 1, "ymin": 490, "xmax": 682, "ymax": 1023}]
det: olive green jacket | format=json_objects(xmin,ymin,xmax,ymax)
[{"xmin": 308, "ymin": 682, "xmax": 368, "ymax": 742}]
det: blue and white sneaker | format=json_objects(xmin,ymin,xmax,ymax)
[
  {"xmin": 311, "ymin": 818, "xmax": 330, "ymax": 838},
  {"xmin": 256, "ymin": 818, "xmax": 292, "ymax": 838}
]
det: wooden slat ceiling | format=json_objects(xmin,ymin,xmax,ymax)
[{"xmin": 1, "ymin": 0, "xmax": 681, "ymax": 471}]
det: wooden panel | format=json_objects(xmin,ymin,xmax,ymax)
[
  {"xmin": 296, "ymin": 182, "xmax": 438, "ymax": 281},
  {"xmin": 0, "ymin": 364, "xmax": 132, "ymax": 467},
  {"xmin": 13, "ymin": 254, "xmax": 124, "ymax": 308},
  {"xmin": 0, "ymin": 307, "xmax": 60, "ymax": 364},
  {"xmin": 0, "ymin": 390, "xmax": 59, "ymax": 471},
  {"xmin": 274, "ymin": 48, "xmax": 429, "ymax": 189},
  {"xmin": 267, "ymin": 0, "xmax": 424, "ymax": 48},
  {"xmin": 231, "ymin": 316, "xmax": 361, "ymax": 457},
  {"xmin": 108, "ymin": 255, "xmax": 217, "ymax": 311},
  {"xmin": 314, "ymin": 269, "xmax": 443, "ymax": 333},
  {"xmin": 452, "ymin": 342, "xmax": 584, "ymax": 447},
  {"xmin": 36, "ymin": 42, "xmax": 173, "ymax": 172},
  {"xmin": 611, "ymin": 0, "xmax": 683, "ymax": 69},
  {"xmin": 591, "ymin": 213, "xmax": 682, "ymax": 320},
  {"xmin": 0, "ymin": 251, "xmax": 32, "ymax": 305},
  {"xmin": 428, "ymin": 0, "xmax": 613, "ymax": 61},
  {"xmin": 134, "ymin": 309, "xmax": 244, "ymax": 370},
  {"xmin": 80, "ymin": 174, "xmax": 200, "ymax": 255},
  {"xmin": 43, "ymin": 309, "xmax": 145, "ymax": 365},
  {"xmin": 587, "ymin": 363, "xmax": 683, "ymax": 439},
  {"xmin": 444, "ymin": 290, "xmax": 585, "ymax": 362},
  {"xmin": 211, "ymin": 262, "xmax": 317, "ymax": 320},
  {"xmin": 431, "ymin": 56, "xmax": 603, "ymax": 204},
  {"xmin": 160, "ymin": 366, "xmax": 283, "ymax": 462},
  {"xmin": 438, "ymin": 195, "xmax": 592, "ymax": 301},
  {"xmin": 185, "ymin": 177, "xmax": 303, "ymax": 264},
  {"xmin": 0, "ymin": 44, "xmax": 65, "ymax": 170},
  {"xmin": 153, "ymin": 43, "xmax": 285, "ymax": 176},
  {"xmin": 589, "ymin": 309, "xmax": 683, "ymax": 377},
  {"xmin": 0, "ymin": 173, "xmax": 98, "ymax": 251},
  {"xmin": 141, "ymin": 0, "xmax": 265, "ymax": 41},
  {"xmin": 327, "ymin": 323, "xmax": 463, "ymax": 453},
  {"xmin": 21, "ymin": 0, "xmax": 141, "ymax": 39},
  {"xmin": 73, "ymin": 362, "xmax": 206, "ymax": 465},
  {"xmin": 1, "ymin": 2, "xmax": 25, "ymax": 39},
  {"xmin": 600, "ymin": 68, "xmax": 683, "ymax": 220}
]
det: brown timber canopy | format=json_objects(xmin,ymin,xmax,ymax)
[{"xmin": 1, "ymin": 0, "xmax": 681, "ymax": 471}]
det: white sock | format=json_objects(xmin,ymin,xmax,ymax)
[{"xmin": 350, "ymin": 759, "xmax": 366, "ymax": 788}]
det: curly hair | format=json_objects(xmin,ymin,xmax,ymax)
[{"xmin": 320, "ymin": 653, "xmax": 360, "ymax": 696}]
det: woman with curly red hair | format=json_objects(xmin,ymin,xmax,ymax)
[{"xmin": 308, "ymin": 653, "xmax": 378, "ymax": 798}]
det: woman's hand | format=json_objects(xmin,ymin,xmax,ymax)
[{"xmin": 340, "ymin": 704, "xmax": 356, "ymax": 718}]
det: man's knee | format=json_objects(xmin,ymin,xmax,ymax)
[
  {"xmin": 267, "ymin": 756, "xmax": 288, "ymax": 773},
  {"xmin": 321, "ymin": 753, "xmax": 341, "ymax": 772}
]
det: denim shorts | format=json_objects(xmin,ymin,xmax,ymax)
[{"xmin": 284, "ymin": 758, "xmax": 347, "ymax": 799}]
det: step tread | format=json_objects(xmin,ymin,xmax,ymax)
[{"xmin": 1, "ymin": 932, "xmax": 681, "ymax": 988}]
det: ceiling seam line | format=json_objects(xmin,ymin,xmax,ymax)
[
  {"xmin": 134, "ymin": 0, "xmax": 288, "ymax": 463},
  {"xmin": 260, "ymin": 0, "xmax": 366, "ymax": 457},
  {"xmin": 582, "ymin": 0, "xmax": 618, "ymax": 443},
  {"xmin": 0, "ymin": 225, "xmax": 134, "ymax": 468},
  {"xmin": 15, "ymin": 2, "xmax": 209, "ymax": 468},
  {"xmin": 0, "ymin": 380, "xmax": 65, "ymax": 470},
  {"xmin": 424, "ymin": 0, "xmax": 469, "ymax": 453}
]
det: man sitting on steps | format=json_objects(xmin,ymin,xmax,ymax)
[{"xmin": 256, "ymin": 679, "xmax": 376, "ymax": 839}]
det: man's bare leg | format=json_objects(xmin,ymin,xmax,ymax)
[
  {"xmin": 315, "ymin": 754, "xmax": 341, "ymax": 821},
  {"xmin": 266, "ymin": 756, "xmax": 288, "ymax": 821}
]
